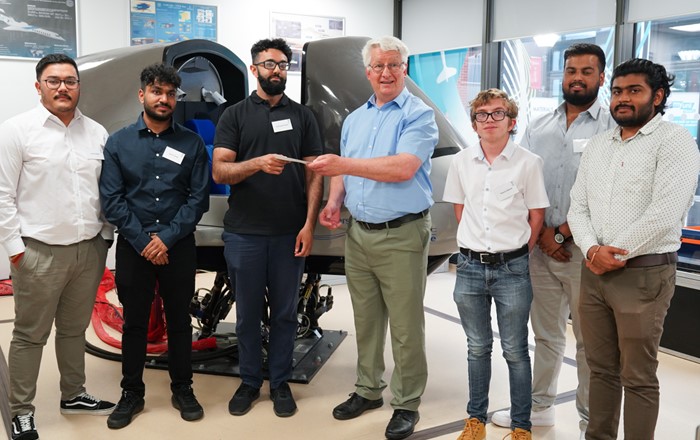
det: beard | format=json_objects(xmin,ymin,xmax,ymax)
[
  {"xmin": 259, "ymin": 74, "xmax": 286, "ymax": 96},
  {"xmin": 144, "ymin": 103, "xmax": 172, "ymax": 122},
  {"xmin": 562, "ymin": 81, "xmax": 599, "ymax": 107},
  {"xmin": 612, "ymin": 96, "xmax": 656, "ymax": 127}
]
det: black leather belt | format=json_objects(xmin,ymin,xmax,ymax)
[
  {"xmin": 354, "ymin": 209, "xmax": 429, "ymax": 231},
  {"xmin": 626, "ymin": 252, "xmax": 677, "ymax": 268},
  {"xmin": 460, "ymin": 244, "xmax": 529, "ymax": 265}
]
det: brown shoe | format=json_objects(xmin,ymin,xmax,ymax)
[
  {"xmin": 502, "ymin": 427, "xmax": 532, "ymax": 440},
  {"xmin": 457, "ymin": 417, "xmax": 486, "ymax": 440}
]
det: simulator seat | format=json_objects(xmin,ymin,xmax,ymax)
[
  {"xmin": 184, "ymin": 118, "xmax": 229, "ymax": 195},
  {"xmin": 184, "ymin": 118, "xmax": 228, "ymax": 271}
]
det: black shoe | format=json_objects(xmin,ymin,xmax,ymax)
[
  {"xmin": 385, "ymin": 409, "xmax": 420, "ymax": 440},
  {"xmin": 228, "ymin": 383, "xmax": 260, "ymax": 416},
  {"xmin": 171, "ymin": 385, "xmax": 204, "ymax": 421},
  {"xmin": 332, "ymin": 392, "xmax": 383, "ymax": 420},
  {"xmin": 270, "ymin": 382, "xmax": 297, "ymax": 417},
  {"xmin": 107, "ymin": 391, "xmax": 145, "ymax": 429},
  {"xmin": 60, "ymin": 392, "xmax": 116, "ymax": 415},
  {"xmin": 11, "ymin": 412, "xmax": 38, "ymax": 440}
]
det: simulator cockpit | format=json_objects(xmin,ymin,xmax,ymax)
[{"xmin": 77, "ymin": 37, "xmax": 464, "ymax": 381}]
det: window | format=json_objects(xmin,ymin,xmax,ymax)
[
  {"xmin": 409, "ymin": 47, "xmax": 482, "ymax": 145},
  {"xmin": 635, "ymin": 15, "xmax": 700, "ymax": 143},
  {"xmin": 499, "ymin": 27, "xmax": 615, "ymax": 142}
]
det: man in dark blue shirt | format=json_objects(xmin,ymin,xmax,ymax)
[
  {"xmin": 99, "ymin": 63, "xmax": 209, "ymax": 429},
  {"xmin": 212, "ymin": 38, "xmax": 323, "ymax": 418}
]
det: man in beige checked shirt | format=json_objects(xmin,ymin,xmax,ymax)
[{"xmin": 568, "ymin": 58, "xmax": 700, "ymax": 440}]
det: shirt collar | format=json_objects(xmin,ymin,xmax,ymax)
[
  {"xmin": 136, "ymin": 112, "xmax": 176, "ymax": 135},
  {"xmin": 554, "ymin": 97, "xmax": 606, "ymax": 121},
  {"xmin": 367, "ymin": 87, "xmax": 409, "ymax": 109},
  {"xmin": 469, "ymin": 138, "xmax": 517, "ymax": 161},
  {"xmin": 611, "ymin": 113, "xmax": 663, "ymax": 141},
  {"xmin": 251, "ymin": 90, "xmax": 289, "ymax": 107},
  {"xmin": 36, "ymin": 103, "xmax": 82, "ymax": 126}
]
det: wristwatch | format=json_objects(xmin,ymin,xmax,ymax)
[{"xmin": 554, "ymin": 226, "xmax": 566, "ymax": 244}]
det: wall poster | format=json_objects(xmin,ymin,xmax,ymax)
[
  {"xmin": 129, "ymin": 0, "xmax": 216, "ymax": 46},
  {"xmin": 0, "ymin": 0, "xmax": 77, "ymax": 59},
  {"xmin": 270, "ymin": 12, "xmax": 345, "ymax": 72}
]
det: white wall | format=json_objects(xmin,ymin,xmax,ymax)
[
  {"xmin": 0, "ymin": 0, "xmax": 394, "ymax": 279},
  {"xmin": 0, "ymin": 0, "xmax": 394, "ymax": 122}
]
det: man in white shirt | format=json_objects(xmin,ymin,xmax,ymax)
[
  {"xmin": 444, "ymin": 88, "xmax": 549, "ymax": 440},
  {"xmin": 568, "ymin": 58, "xmax": 700, "ymax": 440},
  {"xmin": 0, "ymin": 54, "xmax": 116, "ymax": 440},
  {"xmin": 491, "ymin": 44, "xmax": 615, "ymax": 439}
]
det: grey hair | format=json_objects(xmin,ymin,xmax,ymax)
[{"xmin": 361, "ymin": 36, "xmax": 409, "ymax": 66}]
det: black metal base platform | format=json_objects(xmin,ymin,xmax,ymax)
[{"xmin": 143, "ymin": 323, "xmax": 346, "ymax": 384}]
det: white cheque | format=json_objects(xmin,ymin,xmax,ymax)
[{"xmin": 274, "ymin": 154, "xmax": 310, "ymax": 165}]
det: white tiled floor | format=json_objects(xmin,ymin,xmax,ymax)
[{"xmin": 1, "ymin": 267, "xmax": 700, "ymax": 439}]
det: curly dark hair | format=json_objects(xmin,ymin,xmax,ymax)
[
  {"xmin": 140, "ymin": 63, "xmax": 181, "ymax": 90},
  {"xmin": 611, "ymin": 58, "xmax": 674, "ymax": 115},
  {"xmin": 35, "ymin": 54, "xmax": 78, "ymax": 80},
  {"xmin": 250, "ymin": 38, "xmax": 292, "ymax": 63},
  {"xmin": 564, "ymin": 43, "xmax": 606, "ymax": 73}
]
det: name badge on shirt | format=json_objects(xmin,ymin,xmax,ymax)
[
  {"xmin": 495, "ymin": 181, "xmax": 518, "ymax": 201},
  {"xmin": 163, "ymin": 146, "xmax": 185, "ymax": 165},
  {"xmin": 573, "ymin": 138, "xmax": 589, "ymax": 153},
  {"xmin": 87, "ymin": 150, "xmax": 104, "ymax": 160},
  {"xmin": 272, "ymin": 119, "xmax": 293, "ymax": 133}
]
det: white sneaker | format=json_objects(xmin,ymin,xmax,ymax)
[
  {"xmin": 490, "ymin": 406, "xmax": 555, "ymax": 428},
  {"xmin": 490, "ymin": 409, "xmax": 511, "ymax": 428},
  {"xmin": 580, "ymin": 429, "xmax": 586, "ymax": 440}
]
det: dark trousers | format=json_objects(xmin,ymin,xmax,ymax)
[
  {"xmin": 115, "ymin": 234, "xmax": 197, "ymax": 395},
  {"xmin": 580, "ymin": 263, "xmax": 675, "ymax": 440},
  {"xmin": 222, "ymin": 232, "xmax": 304, "ymax": 389}
]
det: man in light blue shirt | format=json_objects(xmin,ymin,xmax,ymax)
[
  {"xmin": 339, "ymin": 84, "xmax": 436, "ymax": 223},
  {"xmin": 491, "ymin": 44, "xmax": 615, "ymax": 439},
  {"xmin": 309, "ymin": 36, "xmax": 438, "ymax": 440}
]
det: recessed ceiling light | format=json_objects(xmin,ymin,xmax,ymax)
[{"xmin": 670, "ymin": 23, "xmax": 700, "ymax": 32}]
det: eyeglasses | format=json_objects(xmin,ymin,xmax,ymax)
[
  {"xmin": 43, "ymin": 77, "xmax": 80, "ymax": 90},
  {"xmin": 254, "ymin": 60, "xmax": 290, "ymax": 71},
  {"xmin": 368, "ymin": 63, "xmax": 406, "ymax": 74},
  {"xmin": 474, "ymin": 110, "xmax": 510, "ymax": 122}
]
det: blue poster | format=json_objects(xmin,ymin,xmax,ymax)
[
  {"xmin": 130, "ymin": 0, "xmax": 216, "ymax": 45},
  {"xmin": 665, "ymin": 92, "xmax": 700, "ymax": 141},
  {"xmin": 0, "ymin": 0, "xmax": 77, "ymax": 59}
]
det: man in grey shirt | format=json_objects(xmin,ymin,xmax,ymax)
[{"xmin": 491, "ymin": 43, "xmax": 615, "ymax": 439}]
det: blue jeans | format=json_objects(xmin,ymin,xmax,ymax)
[
  {"xmin": 453, "ymin": 252, "xmax": 533, "ymax": 431},
  {"xmin": 222, "ymin": 232, "xmax": 304, "ymax": 389}
]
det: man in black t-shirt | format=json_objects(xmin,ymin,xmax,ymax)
[{"xmin": 212, "ymin": 38, "xmax": 323, "ymax": 418}]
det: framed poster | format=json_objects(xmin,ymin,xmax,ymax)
[
  {"xmin": 270, "ymin": 12, "xmax": 345, "ymax": 72},
  {"xmin": 0, "ymin": 0, "xmax": 78, "ymax": 59},
  {"xmin": 129, "ymin": 0, "xmax": 216, "ymax": 46}
]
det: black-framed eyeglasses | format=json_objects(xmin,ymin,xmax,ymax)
[
  {"xmin": 368, "ymin": 62, "xmax": 406, "ymax": 74},
  {"xmin": 474, "ymin": 110, "xmax": 510, "ymax": 122},
  {"xmin": 254, "ymin": 60, "xmax": 290, "ymax": 71},
  {"xmin": 43, "ymin": 77, "xmax": 80, "ymax": 90}
]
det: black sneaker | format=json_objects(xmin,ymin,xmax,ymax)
[
  {"xmin": 60, "ymin": 392, "xmax": 116, "ymax": 415},
  {"xmin": 228, "ymin": 383, "xmax": 260, "ymax": 416},
  {"xmin": 11, "ymin": 412, "xmax": 38, "ymax": 440},
  {"xmin": 171, "ymin": 385, "xmax": 204, "ymax": 421},
  {"xmin": 270, "ymin": 382, "xmax": 297, "ymax": 417},
  {"xmin": 107, "ymin": 391, "xmax": 145, "ymax": 429}
]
